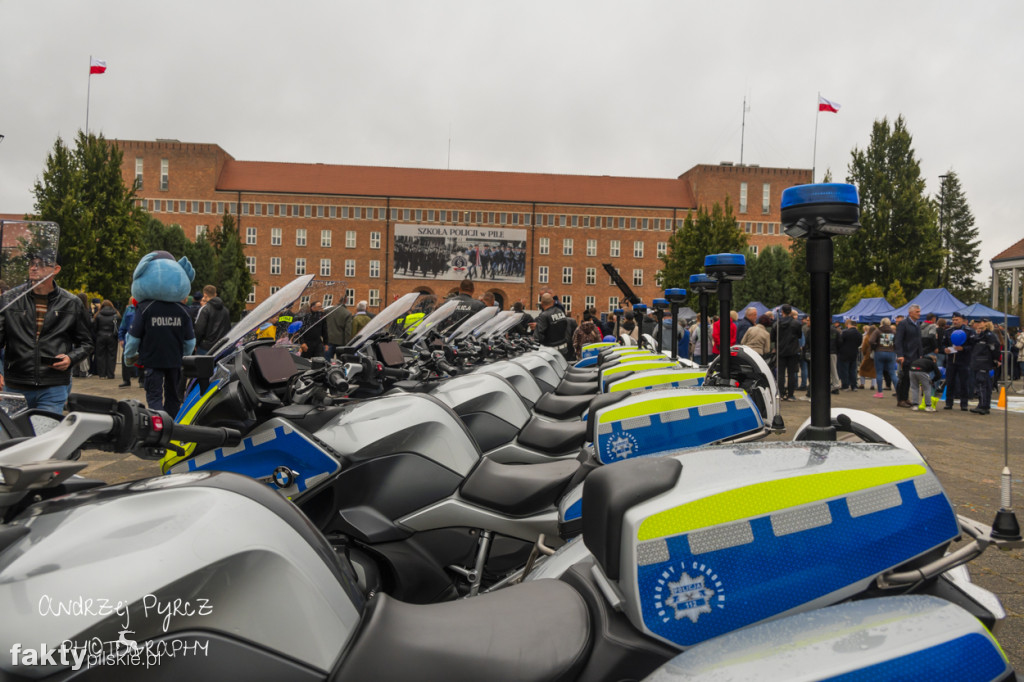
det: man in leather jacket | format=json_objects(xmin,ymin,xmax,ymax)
[
  {"xmin": 534, "ymin": 293, "xmax": 570, "ymax": 359},
  {"xmin": 0, "ymin": 249, "xmax": 94, "ymax": 413}
]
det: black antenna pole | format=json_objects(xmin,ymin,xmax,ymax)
[{"xmin": 805, "ymin": 236, "xmax": 836, "ymax": 440}]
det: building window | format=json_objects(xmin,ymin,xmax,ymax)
[
  {"xmin": 657, "ymin": 241, "xmax": 667, "ymax": 257},
  {"xmin": 246, "ymin": 256, "xmax": 256, "ymax": 274},
  {"xmin": 562, "ymin": 267, "xmax": 573, "ymax": 285},
  {"xmin": 563, "ymin": 238, "xmax": 573, "ymax": 256},
  {"xmin": 205, "ymin": 201, "xmax": 212, "ymax": 213},
  {"xmin": 330, "ymin": 206, "xmax": 337, "ymax": 219},
  {"xmin": 587, "ymin": 239, "xmax": 597, "ymax": 257},
  {"xmin": 538, "ymin": 266, "xmax": 549, "ymax": 284},
  {"xmin": 428, "ymin": 210, "xmax": 435, "ymax": 222},
  {"xmin": 610, "ymin": 240, "xmax": 621, "ymax": 257},
  {"xmin": 269, "ymin": 286, "xmax": 281, "ymax": 295},
  {"xmin": 609, "ymin": 296, "xmax": 619, "ymax": 311},
  {"xmin": 270, "ymin": 257, "xmax": 281, "ymax": 275},
  {"xmin": 134, "ymin": 158, "xmax": 143, "ymax": 189},
  {"xmin": 270, "ymin": 228, "xmax": 282, "ymax": 246},
  {"xmin": 585, "ymin": 295, "xmax": 595, "ymax": 310},
  {"xmin": 323, "ymin": 293, "xmax": 334, "ymax": 307},
  {"xmin": 369, "ymin": 260, "xmax": 380, "ymax": 278},
  {"xmin": 345, "ymin": 259, "xmax": 356, "ymax": 277},
  {"xmin": 562, "ymin": 295, "xmax": 572, "ymax": 313},
  {"xmin": 762, "ymin": 183, "xmax": 771, "ymax": 214},
  {"xmin": 539, "ymin": 237, "xmax": 550, "ymax": 255},
  {"xmin": 369, "ymin": 289, "xmax": 380, "ymax": 307},
  {"xmin": 293, "ymin": 228, "xmax": 306, "ymax": 247},
  {"xmin": 321, "ymin": 230, "xmax": 332, "ymax": 247},
  {"xmin": 403, "ymin": 209, "xmax": 411, "ymax": 221},
  {"xmin": 241, "ymin": 203, "xmax": 250, "ymax": 216},
  {"xmin": 641, "ymin": 218, "xmax": 648, "ymax": 230},
  {"xmin": 586, "ymin": 267, "xmax": 596, "ymax": 285},
  {"xmin": 345, "ymin": 289, "xmax": 355, "ymax": 306},
  {"xmin": 316, "ymin": 205, "xmax": 324, "ymax": 218},
  {"xmin": 300, "ymin": 295, "xmax": 311, "ymax": 307},
  {"xmin": 246, "ymin": 286, "xmax": 256, "ymax": 304},
  {"xmin": 633, "ymin": 241, "xmax": 644, "ymax": 258},
  {"xmin": 346, "ymin": 231, "xmax": 356, "ymax": 248},
  {"xmin": 160, "ymin": 159, "xmax": 168, "ymax": 191},
  {"xmin": 195, "ymin": 225, "xmax": 208, "ymax": 239},
  {"xmin": 370, "ymin": 232, "xmax": 381, "ymax": 249},
  {"xmin": 295, "ymin": 258, "xmax": 307, "ymax": 275},
  {"xmin": 633, "ymin": 269, "xmax": 643, "ymax": 287},
  {"xmin": 739, "ymin": 182, "xmax": 748, "ymax": 213}
]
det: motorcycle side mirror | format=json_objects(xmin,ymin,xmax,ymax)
[{"xmin": 183, "ymin": 355, "xmax": 216, "ymax": 381}]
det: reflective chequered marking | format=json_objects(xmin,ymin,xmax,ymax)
[
  {"xmin": 637, "ymin": 539, "xmax": 670, "ymax": 566},
  {"xmin": 623, "ymin": 415, "xmax": 652, "ymax": 430},
  {"xmin": 771, "ymin": 503, "xmax": 833, "ymax": 537},
  {"xmin": 660, "ymin": 409, "xmax": 691, "ymax": 423},
  {"xmin": 914, "ymin": 473, "xmax": 943, "ymax": 499},
  {"xmin": 688, "ymin": 521, "xmax": 755, "ymax": 555},
  {"xmin": 847, "ymin": 484, "xmax": 903, "ymax": 518}
]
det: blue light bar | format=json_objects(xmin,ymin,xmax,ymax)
[
  {"xmin": 633, "ymin": 303, "xmax": 647, "ymax": 311},
  {"xmin": 665, "ymin": 288, "xmax": 687, "ymax": 297},
  {"xmin": 613, "ymin": 308, "xmax": 624, "ymax": 315},
  {"xmin": 653, "ymin": 298, "xmax": 669, "ymax": 306},
  {"xmin": 704, "ymin": 253, "xmax": 746, "ymax": 267},
  {"xmin": 689, "ymin": 274, "xmax": 716, "ymax": 285},
  {"xmin": 781, "ymin": 183, "xmax": 859, "ymax": 210}
]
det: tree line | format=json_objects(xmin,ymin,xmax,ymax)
[
  {"xmin": 659, "ymin": 115, "xmax": 984, "ymax": 313},
  {"xmin": 27, "ymin": 132, "xmax": 252, "ymax": 319}
]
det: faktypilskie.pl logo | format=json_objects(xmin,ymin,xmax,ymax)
[{"xmin": 9, "ymin": 593, "xmax": 214, "ymax": 671}]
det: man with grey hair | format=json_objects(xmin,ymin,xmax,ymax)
[
  {"xmin": 894, "ymin": 304, "xmax": 922, "ymax": 407},
  {"xmin": 736, "ymin": 307, "xmax": 758, "ymax": 344},
  {"xmin": 348, "ymin": 300, "xmax": 373, "ymax": 338},
  {"xmin": 534, "ymin": 292, "xmax": 569, "ymax": 359}
]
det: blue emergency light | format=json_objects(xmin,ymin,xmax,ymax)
[{"xmin": 781, "ymin": 183, "xmax": 860, "ymax": 238}]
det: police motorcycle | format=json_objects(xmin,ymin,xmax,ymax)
[
  {"xmin": 503, "ymin": 184, "xmax": 1022, "ymax": 678},
  {"xmin": 0, "ymin": 396, "xmax": 1015, "ymax": 681}
]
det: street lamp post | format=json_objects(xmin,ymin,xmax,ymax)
[{"xmin": 939, "ymin": 174, "xmax": 949, "ymax": 288}]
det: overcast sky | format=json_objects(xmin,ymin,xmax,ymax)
[{"xmin": 1, "ymin": 0, "xmax": 1019, "ymax": 272}]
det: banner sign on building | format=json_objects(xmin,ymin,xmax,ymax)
[{"xmin": 393, "ymin": 224, "xmax": 527, "ymax": 283}]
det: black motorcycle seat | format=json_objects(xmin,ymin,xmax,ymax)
[
  {"xmin": 517, "ymin": 415, "xmax": 588, "ymax": 453},
  {"xmin": 334, "ymin": 580, "xmax": 591, "ymax": 682},
  {"xmin": 554, "ymin": 379, "xmax": 599, "ymax": 396},
  {"xmin": 533, "ymin": 392, "xmax": 593, "ymax": 419},
  {"xmin": 460, "ymin": 457, "xmax": 579, "ymax": 516},
  {"xmin": 563, "ymin": 368, "xmax": 599, "ymax": 382}
]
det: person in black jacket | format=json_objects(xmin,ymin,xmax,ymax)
[
  {"xmin": 534, "ymin": 293, "xmax": 569, "ymax": 358},
  {"xmin": 894, "ymin": 304, "xmax": 923, "ymax": 407},
  {"xmin": 0, "ymin": 249, "xmax": 94, "ymax": 413},
  {"xmin": 775, "ymin": 305, "xmax": 803, "ymax": 401},
  {"xmin": 837, "ymin": 318, "xmax": 863, "ymax": 391},
  {"xmin": 92, "ymin": 299, "xmax": 120, "ymax": 379},
  {"xmin": 968, "ymin": 319, "xmax": 1001, "ymax": 415},
  {"xmin": 193, "ymin": 285, "xmax": 232, "ymax": 354}
]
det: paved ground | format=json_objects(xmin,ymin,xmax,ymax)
[{"xmin": 69, "ymin": 375, "xmax": 1024, "ymax": 671}]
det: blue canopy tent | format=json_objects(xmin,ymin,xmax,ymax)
[
  {"xmin": 832, "ymin": 297, "xmax": 896, "ymax": 324},
  {"xmin": 889, "ymin": 288, "xmax": 967, "ymax": 320},
  {"xmin": 955, "ymin": 302, "xmax": 1020, "ymax": 327},
  {"xmin": 738, "ymin": 301, "xmax": 770, "ymax": 317}
]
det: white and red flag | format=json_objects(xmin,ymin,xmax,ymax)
[
  {"xmin": 89, "ymin": 58, "xmax": 107, "ymax": 75},
  {"xmin": 818, "ymin": 95, "xmax": 840, "ymax": 113}
]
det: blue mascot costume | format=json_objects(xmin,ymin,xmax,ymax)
[{"xmin": 123, "ymin": 252, "xmax": 197, "ymax": 417}]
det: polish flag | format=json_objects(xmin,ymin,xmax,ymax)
[
  {"xmin": 818, "ymin": 95, "xmax": 840, "ymax": 113},
  {"xmin": 89, "ymin": 58, "xmax": 107, "ymax": 75}
]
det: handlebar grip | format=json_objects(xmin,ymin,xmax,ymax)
[
  {"xmin": 437, "ymin": 360, "xmax": 459, "ymax": 376},
  {"xmin": 170, "ymin": 423, "xmax": 242, "ymax": 449},
  {"xmin": 383, "ymin": 366, "xmax": 411, "ymax": 380}
]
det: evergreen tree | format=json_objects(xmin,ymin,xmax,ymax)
[
  {"xmin": 935, "ymin": 171, "xmax": 981, "ymax": 300},
  {"xmin": 886, "ymin": 280, "xmax": 908, "ymax": 308},
  {"xmin": 658, "ymin": 200, "xmax": 747, "ymax": 289},
  {"xmin": 32, "ymin": 132, "xmax": 143, "ymax": 304},
  {"xmin": 838, "ymin": 116, "xmax": 941, "ymax": 300},
  {"xmin": 733, "ymin": 245, "xmax": 796, "ymax": 309},
  {"xmin": 186, "ymin": 233, "xmax": 217, "ymax": 296},
  {"xmin": 209, "ymin": 212, "xmax": 252, "ymax": 320}
]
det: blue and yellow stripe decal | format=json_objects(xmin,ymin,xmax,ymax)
[{"xmin": 161, "ymin": 381, "xmax": 221, "ymax": 473}]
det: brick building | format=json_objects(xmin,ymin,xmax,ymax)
[{"xmin": 113, "ymin": 139, "xmax": 809, "ymax": 314}]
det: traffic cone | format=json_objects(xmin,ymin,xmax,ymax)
[{"xmin": 998, "ymin": 386, "xmax": 1007, "ymax": 409}]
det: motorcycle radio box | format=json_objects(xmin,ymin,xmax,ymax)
[{"xmin": 582, "ymin": 442, "xmax": 961, "ymax": 650}]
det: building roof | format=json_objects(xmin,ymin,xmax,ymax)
[
  {"xmin": 216, "ymin": 160, "xmax": 696, "ymax": 209},
  {"xmin": 992, "ymin": 237, "xmax": 1024, "ymax": 263}
]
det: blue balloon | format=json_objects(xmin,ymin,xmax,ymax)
[
  {"xmin": 950, "ymin": 329, "xmax": 967, "ymax": 346},
  {"xmin": 603, "ymin": 335, "xmax": 616, "ymax": 343},
  {"xmin": 288, "ymin": 320, "xmax": 304, "ymax": 334}
]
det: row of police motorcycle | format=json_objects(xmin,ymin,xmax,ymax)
[{"xmin": 0, "ymin": 184, "xmax": 1020, "ymax": 681}]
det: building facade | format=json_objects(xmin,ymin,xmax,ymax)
[{"xmin": 114, "ymin": 139, "xmax": 809, "ymax": 314}]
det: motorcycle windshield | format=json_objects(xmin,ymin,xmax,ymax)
[
  {"xmin": 209, "ymin": 275, "xmax": 315, "ymax": 362},
  {"xmin": 482, "ymin": 312, "xmax": 524, "ymax": 339},
  {"xmin": 405, "ymin": 299, "xmax": 461, "ymax": 343},
  {"xmin": 447, "ymin": 306, "xmax": 499, "ymax": 341},
  {"xmin": 347, "ymin": 292, "xmax": 420, "ymax": 350},
  {"xmin": 472, "ymin": 310, "xmax": 515, "ymax": 338}
]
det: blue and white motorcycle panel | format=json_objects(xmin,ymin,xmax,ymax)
[{"xmin": 168, "ymin": 417, "xmax": 339, "ymax": 498}]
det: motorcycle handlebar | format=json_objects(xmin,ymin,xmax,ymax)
[
  {"xmin": 383, "ymin": 366, "xmax": 411, "ymax": 380},
  {"xmin": 437, "ymin": 360, "xmax": 459, "ymax": 376},
  {"xmin": 169, "ymin": 422, "xmax": 242, "ymax": 450}
]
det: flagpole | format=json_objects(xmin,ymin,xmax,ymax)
[
  {"xmin": 86, "ymin": 55, "xmax": 92, "ymax": 136},
  {"xmin": 812, "ymin": 92, "xmax": 820, "ymax": 183}
]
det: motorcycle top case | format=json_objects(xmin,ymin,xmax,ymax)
[
  {"xmin": 592, "ymin": 387, "xmax": 764, "ymax": 465},
  {"xmin": 606, "ymin": 368, "xmax": 706, "ymax": 394},
  {"xmin": 585, "ymin": 441, "xmax": 960, "ymax": 650},
  {"xmin": 580, "ymin": 341, "xmax": 618, "ymax": 360},
  {"xmin": 645, "ymin": 595, "xmax": 1013, "ymax": 682}
]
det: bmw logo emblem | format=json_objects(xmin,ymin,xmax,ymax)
[{"xmin": 272, "ymin": 466, "xmax": 296, "ymax": 488}]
